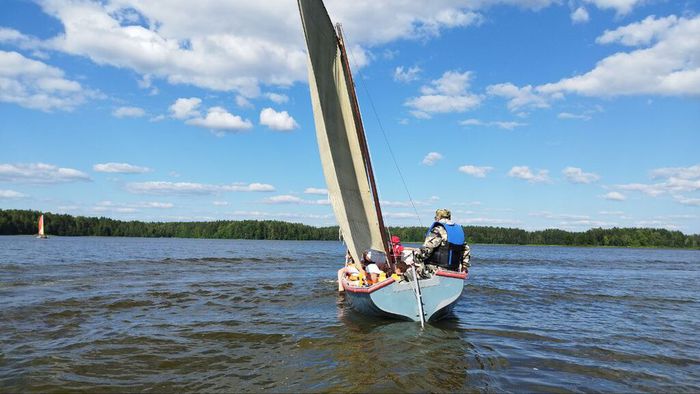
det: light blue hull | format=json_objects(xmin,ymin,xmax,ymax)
[{"xmin": 342, "ymin": 271, "xmax": 467, "ymax": 322}]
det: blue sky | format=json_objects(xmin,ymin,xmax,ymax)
[{"xmin": 1, "ymin": 0, "xmax": 699, "ymax": 234}]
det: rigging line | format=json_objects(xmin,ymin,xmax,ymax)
[{"xmin": 343, "ymin": 36, "xmax": 424, "ymax": 229}]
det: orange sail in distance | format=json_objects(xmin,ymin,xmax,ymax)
[{"xmin": 37, "ymin": 214, "xmax": 47, "ymax": 239}]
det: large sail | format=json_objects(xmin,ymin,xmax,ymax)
[{"xmin": 298, "ymin": 0, "xmax": 386, "ymax": 263}]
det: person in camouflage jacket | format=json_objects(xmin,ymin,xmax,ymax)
[{"xmin": 415, "ymin": 208, "xmax": 471, "ymax": 272}]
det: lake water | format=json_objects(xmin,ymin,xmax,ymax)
[{"xmin": 1, "ymin": 236, "xmax": 698, "ymax": 392}]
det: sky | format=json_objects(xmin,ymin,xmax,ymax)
[{"xmin": 0, "ymin": 0, "xmax": 699, "ymax": 234}]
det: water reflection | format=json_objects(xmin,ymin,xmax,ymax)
[{"xmin": 331, "ymin": 295, "xmax": 496, "ymax": 392}]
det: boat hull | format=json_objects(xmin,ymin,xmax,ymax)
[{"xmin": 342, "ymin": 270, "xmax": 467, "ymax": 322}]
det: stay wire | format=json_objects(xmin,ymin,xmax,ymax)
[{"xmin": 343, "ymin": 33, "xmax": 424, "ymax": 229}]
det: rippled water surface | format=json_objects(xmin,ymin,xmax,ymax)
[{"xmin": 1, "ymin": 236, "xmax": 699, "ymax": 392}]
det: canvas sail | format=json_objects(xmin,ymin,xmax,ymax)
[
  {"xmin": 38, "ymin": 215, "xmax": 45, "ymax": 236},
  {"xmin": 298, "ymin": 0, "xmax": 386, "ymax": 264}
]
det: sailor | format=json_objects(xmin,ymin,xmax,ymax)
[{"xmin": 415, "ymin": 209, "xmax": 471, "ymax": 273}]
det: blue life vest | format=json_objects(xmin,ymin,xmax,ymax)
[{"xmin": 425, "ymin": 221, "xmax": 465, "ymax": 271}]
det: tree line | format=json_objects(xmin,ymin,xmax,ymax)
[{"xmin": 2, "ymin": 209, "xmax": 699, "ymax": 249}]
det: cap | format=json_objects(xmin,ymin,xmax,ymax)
[{"xmin": 435, "ymin": 208, "xmax": 451, "ymax": 219}]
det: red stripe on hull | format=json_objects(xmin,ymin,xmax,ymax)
[
  {"xmin": 435, "ymin": 270, "xmax": 468, "ymax": 280},
  {"xmin": 342, "ymin": 277, "xmax": 396, "ymax": 294}
]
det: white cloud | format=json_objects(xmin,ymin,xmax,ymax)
[
  {"xmin": 539, "ymin": 15, "xmax": 700, "ymax": 97},
  {"xmin": 650, "ymin": 164, "xmax": 700, "ymax": 180},
  {"xmin": 235, "ymin": 95, "xmax": 254, "ymax": 109},
  {"xmin": 458, "ymin": 165, "xmax": 494, "ymax": 178},
  {"xmin": 0, "ymin": 50, "xmax": 96, "ymax": 111},
  {"xmin": 265, "ymin": 92, "xmax": 289, "ymax": 104},
  {"xmin": 169, "ymin": 97, "xmax": 201, "ymax": 119},
  {"xmin": 615, "ymin": 164, "xmax": 700, "ymax": 200},
  {"xmin": 422, "ymin": 152, "xmax": 443, "ymax": 166},
  {"xmin": 459, "ymin": 217, "xmax": 523, "ymax": 226},
  {"xmin": 93, "ymin": 200, "xmax": 174, "ymax": 213},
  {"xmin": 405, "ymin": 71, "xmax": 482, "ymax": 117},
  {"xmin": 140, "ymin": 202, "xmax": 174, "ymax": 208},
  {"xmin": 616, "ymin": 183, "xmax": 666, "ymax": 196},
  {"xmin": 126, "ymin": 181, "xmax": 275, "ymax": 194},
  {"xmin": 486, "ymin": 83, "xmax": 554, "ymax": 111},
  {"xmin": 264, "ymin": 194, "xmax": 329, "ymax": 205},
  {"xmin": 0, "ymin": 189, "xmax": 26, "ymax": 199},
  {"xmin": 93, "ymin": 162, "xmax": 151, "ymax": 174},
  {"xmin": 187, "ymin": 106, "xmax": 253, "ymax": 131},
  {"xmin": 604, "ymin": 191, "xmax": 626, "ymax": 201},
  {"xmin": 583, "ymin": 0, "xmax": 644, "ymax": 15},
  {"xmin": 212, "ymin": 201, "xmax": 229, "ymax": 206},
  {"xmin": 596, "ymin": 15, "xmax": 679, "ymax": 46},
  {"xmin": 231, "ymin": 210, "xmax": 333, "ymax": 221},
  {"xmin": 0, "ymin": 163, "xmax": 90, "ymax": 183},
  {"xmin": 304, "ymin": 187, "xmax": 328, "ymax": 195},
  {"xmin": 459, "ymin": 118, "xmax": 526, "ymax": 130},
  {"xmin": 674, "ymin": 195, "xmax": 700, "ymax": 206},
  {"xmin": 113, "ymin": 106, "xmax": 146, "ymax": 118},
  {"xmin": 558, "ymin": 112, "xmax": 591, "ymax": 120},
  {"xmin": 259, "ymin": 107, "xmax": 298, "ymax": 131},
  {"xmin": 563, "ymin": 167, "xmax": 600, "ymax": 184},
  {"xmin": 4, "ymin": 0, "xmax": 651, "ymax": 101},
  {"xmin": 508, "ymin": 166, "xmax": 550, "ymax": 183},
  {"xmin": 571, "ymin": 7, "xmax": 589, "ymax": 24},
  {"xmin": 394, "ymin": 66, "xmax": 421, "ymax": 83}
]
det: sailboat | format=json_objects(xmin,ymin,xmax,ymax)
[
  {"xmin": 298, "ymin": 0, "xmax": 468, "ymax": 323},
  {"xmin": 37, "ymin": 214, "xmax": 48, "ymax": 239}
]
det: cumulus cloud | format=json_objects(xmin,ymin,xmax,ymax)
[
  {"xmin": 558, "ymin": 112, "xmax": 591, "ymax": 120},
  {"xmin": 583, "ymin": 0, "xmax": 644, "ymax": 15},
  {"xmin": 1, "ymin": 0, "xmax": 652, "ymax": 103},
  {"xmin": 93, "ymin": 162, "xmax": 151, "ymax": 174},
  {"xmin": 126, "ymin": 181, "xmax": 275, "ymax": 195},
  {"xmin": 459, "ymin": 118, "xmax": 526, "ymax": 130},
  {"xmin": 539, "ymin": 15, "xmax": 700, "ymax": 97},
  {"xmin": 265, "ymin": 92, "xmax": 289, "ymax": 104},
  {"xmin": 0, "ymin": 189, "xmax": 26, "ymax": 199},
  {"xmin": 235, "ymin": 95, "xmax": 254, "ymax": 109},
  {"xmin": 563, "ymin": 167, "xmax": 600, "ymax": 184},
  {"xmin": 486, "ymin": 14, "xmax": 700, "ymax": 113},
  {"xmin": 187, "ymin": 106, "xmax": 253, "ymax": 132},
  {"xmin": 614, "ymin": 164, "xmax": 700, "ymax": 200},
  {"xmin": 570, "ymin": 7, "xmax": 589, "ymax": 24},
  {"xmin": 458, "ymin": 165, "xmax": 494, "ymax": 178},
  {"xmin": 304, "ymin": 187, "xmax": 328, "ymax": 195},
  {"xmin": 508, "ymin": 166, "xmax": 550, "ymax": 183},
  {"xmin": 421, "ymin": 152, "xmax": 443, "ymax": 166},
  {"xmin": 92, "ymin": 200, "xmax": 174, "ymax": 213},
  {"xmin": 486, "ymin": 83, "xmax": 555, "ymax": 112},
  {"xmin": 650, "ymin": 164, "xmax": 700, "ymax": 180},
  {"xmin": 264, "ymin": 194, "xmax": 330, "ymax": 205},
  {"xmin": 405, "ymin": 71, "xmax": 482, "ymax": 118},
  {"xmin": 169, "ymin": 97, "xmax": 202, "ymax": 119},
  {"xmin": 674, "ymin": 195, "xmax": 700, "ymax": 206},
  {"xmin": 112, "ymin": 106, "xmax": 146, "ymax": 118},
  {"xmin": 604, "ymin": 191, "xmax": 626, "ymax": 201},
  {"xmin": 0, "ymin": 163, "xmax": 90, "ymax": 183},
  {"xmin": 394, "ymin": 66, "xmax": 421, "ymax": 83},
  {"xmin": 0, "ymin": 50, "xmax": 97, "ymax": 111},
  {"xmin": 259, "ymin": 107, "xmax": 299, "ymax": 131},
  {"xmin": 14, "ymin": 1, "xmax": 487, "ymax": 98}
]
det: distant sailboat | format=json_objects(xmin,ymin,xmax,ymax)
[{"xmin": 37, "ymin": 214, "xmax": 48, "ymax": 239}]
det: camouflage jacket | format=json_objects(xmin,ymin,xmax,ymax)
[{"xmin": 416, "ymin": 219, "xmax": 471, "ymax": 268}]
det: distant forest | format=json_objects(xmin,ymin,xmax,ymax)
[{"xmin": 2, "ymin": 209, "xmax": 699, "ymax": 249}]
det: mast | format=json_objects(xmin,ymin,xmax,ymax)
[{"xmin": 335, "ymin": 24, "xmax": 394, "ymax": 265}]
